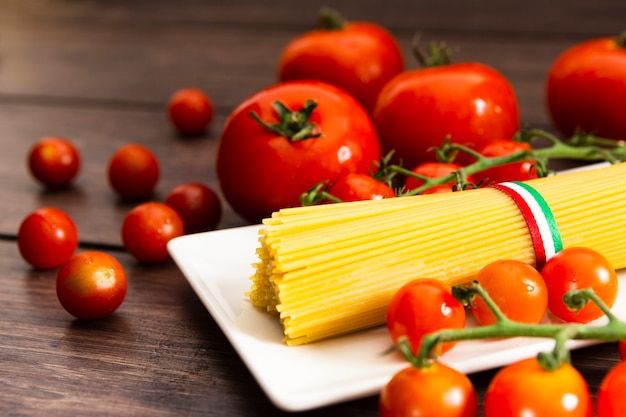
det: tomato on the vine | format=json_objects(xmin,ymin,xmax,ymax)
[
  {"xmin": 470, "ymin": 259, "xmax": 548, "ymax": 326},
  {"xmin": 546, "ymin": 32, "xmax": 626, "ymax": 140},
  {"xmin": 165, "ymin": 182, "xmax": 222, "ymax": 234},
  {"xmin": 326, "ymin": 173, "xmax": 395, "ymax": 202},
  {"xmin": 121, "ymin": 202, "xmax": 184, "ymax": 263},
  {"xmin": 56, "ymin": 251, "xmax": 127, "ymax": 320},
  {"xmin": 107, "ymin": 144, "xmax": 160, "ymax": 200},
  {"xmin": 597, "ymin": 360, "xmax": 626, "ymax": 417},
  {"xmin": 386, "ymin": 278, "xmax": 466, "ymax": 355},
  {"xmin": 541, "ymin": 247, "xmax": 618, "ymax": 323},
  {"xmin": 167, "ymin": 87, "xmax": 214, "ymax": 136},
  {"xmin": 380, "ymin": 363, "xmax": 477, "ymax": 417},
  {"xmin": 216, "ymin": 80, "xmax": 381, "ymax": 223},
  {"xmin": 17, "ymin": 207, "xmax": 79, "ymax": 270},
  {"xmin": 28, "ymin": 136, "xmax": 81, "ymax": 189},
  {"xmin": 278, "ymin": 8, "xmax": 404, "ymax": 113},
  {"xmin": 373, "ymin": 61, "xmax": 519, "ymax": 169},
  {"xmin": 473, "ymin": 138, "xmax": 538, "ymax": 185},
  {"xmin": 484, "ymin": 357, "xmax": 593, "ymax": 417},
  {"xmin": 404, "ymin": 162, "xmax": 474, "ymax": 194}
]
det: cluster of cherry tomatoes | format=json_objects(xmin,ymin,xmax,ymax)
[
  {"xmin": 382, "ymin": 247, "xmax": 623, "ymax": 416},
  {"xmin": 18, "ymin": 87, "xmax": 222, "ymax": 320}
]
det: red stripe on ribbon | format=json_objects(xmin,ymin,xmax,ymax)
[{"xmin": 491, "ymin": 183, "xmax": 547, "ymax": 269}]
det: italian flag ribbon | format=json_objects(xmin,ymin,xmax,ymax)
[{"xmin": 491, "ymin": 181, "xmax": 563, "ymax": 269}]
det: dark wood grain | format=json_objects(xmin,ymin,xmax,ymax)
[{"xmin": 1, "ymin": 0, "xmax": 624, "ymax": 415}]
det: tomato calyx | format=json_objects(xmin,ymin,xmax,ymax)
[
  {"xmin": 248, "ymin": 99, "xmax": 322, "ymax": 141},
  {"xmin": 316, "ymin": 6, "xmax": 346, "ymax": 30},
  {"xmin": 411, "ymin": 33, "xmax": 454, "ymax": 68},
  {"xmin": 617, "ymin": 31, "xmax": 626, "ymax": 48}
]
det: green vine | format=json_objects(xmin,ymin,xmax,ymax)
[{"xmin": 400, "ymin": 282, "xmax": 626, "ymax": 372}]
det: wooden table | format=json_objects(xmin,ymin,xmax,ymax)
[{"xmin": 1, "ymin": 1, "xmax": 624, "ymax": 415}]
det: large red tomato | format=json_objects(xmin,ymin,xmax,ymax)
[
  {"xmin": 278, "ymin": 8, "xmax": 404, "ymax": 113},
  {"xmin": 216, "ymin": 80, "xmax": 381, "ymax": 223},
  {"xmin": 373, "ymin": 62, "xmax": 520, "ymax": 169},
  {"xmin": 546, "ymin": 33, "xmax": 626, "ymax": 140}
]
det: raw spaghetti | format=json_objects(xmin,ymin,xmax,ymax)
[{"xmin": 249, "ymin": 162, "xmax": 626, "ymax": 346}]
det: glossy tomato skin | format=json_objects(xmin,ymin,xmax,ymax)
[
  {"xmin": 56, "ymin": 251, "xmax": 127, "ymax": 320},
  {"xmin": 216, "ymin": 80, "xmax": 381, "ymax": 223},
  {"xmin": 167, "ymin": 87, "xmax": 214, "ymax": 136},
  {"xmin": 471, "ymin": 259, "xmax": 548, "ymax": 326},
  {"xmin": 28, "ymin": 137, "xmax": 81, "ymax": 189},
  {"xmin": 165, "ymin": 182, "xmax": 222, "ymax": 233},
  {"xmin": 373, "ymin": 63, "xmax": 519, "ymax": 169},
  {"xmin": 386, "ymin": 278, "xmax": 466, "ymax": 355},
  {"xmin": 404, "ymin": 162, "xmax": 474, "ymax": 194},
  {"xmin": 547, "ymin": 36, "xmax": 626, "ymax": 140},
  {"xmin": 107, "ymin": 144, "xmax": 160, "ymax": 200},
  {"xmin": 484, "ymin": 357, "xmax": 592, "ymax": 417},
  {"xmin": 17, "ymin": 207, "xmax": 79, "ymax": 270},
  {"xmin": 597, "ymin": 360, "xmax": 626, "ymax": 417},
  {"xmin": 474, "ymin": 139, "xmax": 538, "ymax": 185},
  {"xmin": 278, "ymin": 21, "xmax": 404, "ymax": 112},
  {"xmin": 121, "ymin": 202, "xmax": 184, "ymax": 263},
  {"xmin": 327, "ymin": 173, "xmax": 395, "ymax": 202},
  {"xmin": 380, "ymin": 363, "xmax": 477, "ymax": 417},
  {"xmin": 541, "ymin": 247, "xmax": 618, "ymax": 323}
]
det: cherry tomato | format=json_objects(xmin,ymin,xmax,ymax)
[
  {"xmin": 27, "ymin": 136, "xmax": 80, "ymax": 189},
  {"xmin": 386, "ymin": 278, "xmax": 466, "ymax": 355},
  {"xmin": 470, "ymin": 259, "xmax": 548, "ymax": 326},
  {"xmin": 107, "ymin": 144, "xmax": 160, "ymax": 200},
  {"xmin": 216, "ymin": 80, "xmax": 381, "ymax": 223},
  {"xmin": 473, "ymin": 139, "xmax": 538, "ymax": 185},
  {"xmin": 167, "ymin": 87, "xmax": 214, "ymax": 136},
  {"xmin": 597, "ymin": 360, "xmax": 626, "ymax": 417},
  {"xmin": 380, "ymin": 363, "xmax": 477, "ymax": 417},
  {"xmin": 56, "ymin": 251, "xmax": 127, "ymax": 320},
  {"xmin": 541, "ymin": 247, "xmax": 618, "ymax": 323},
  {"xmin": 484, "ymin": 357, "xmax": 592, "ymax": 417},
  {"xmin": 17, "ymin": 207, "xmax": 79, "ymax": 270},
  {"xmin": 165, "ymin": 182, "xmax": 222, "ymax": 234},
  {"xmin": 404, "ymin": 162, "xmax": 475, "ymax": 194},
  {"xmin": 121, "ymin": 202, "xmax": 184, "ymax": 263},
  {"xmin": 546, "ymin": 33, "xmax": 626, "ymax": 140},
  {"xmin": 326, "ymin": 173, "xmax": 395, "ymax": 202},
  {"xmin": 278, "ymin": 8, "xmax": 404, "ymax": 113},
  {"xmin": 373, "ymin": 62, "xmax": 519, "ymax": 169}
]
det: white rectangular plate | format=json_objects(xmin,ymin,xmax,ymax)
[{"xmin": 168, "ymin": 224, "xmax": 626, "ymax": 412}]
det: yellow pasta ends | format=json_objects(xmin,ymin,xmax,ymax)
[{"xmin": 248, "ymin": 163, "xmax": 626, "ymax": 346}]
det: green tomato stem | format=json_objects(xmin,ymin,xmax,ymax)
[{"xmin": 248, "ymin": 99, "xmax": 322, "ymax": 142}]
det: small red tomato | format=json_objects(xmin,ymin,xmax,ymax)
[
  {"xmin": 278, "ymin": 8, "xmax": 404, "ymax": 112},
  {"xmin": 484, "ymin": 357, "xmax": 593, "ymax": 417},
  {"xmin": 56, "ymin": 251, "xmax": 127, "ymax": 320},
  {"xmin": 165, "ymin": 182, "xmax": 222, "ymax": 234},
  {"xmin": 216, "ymin": 80, "xmax": 381, "ymax": 222},
  {"xmin": 17, "ymin": 207, "xmax": 79, "ymax": 270},
  {"xmin": 546, "ymin": 33, "xmax": 626, "ymax": 140},
  {"xmin": 386, "ymin": 278, "xmax": 466, "ymax": 355},
  {"xmin": 541, "ymin": 247, "xmax": 618, "ymax": 323},
  {"xmin": 470, "ymin": 259, "xmax": 548, "ymax": 326},
  {"xmin": 373, "ymin": 62, "xmax": 519, "ymax": 169},
  {"xmin": 404, "ymin": 162, "xmax": 475, "ymax": 194},
  {"xmin": 28, "ymin": 136, "xmax": 80, "ymax": 188},
  {"xmin": 121, "ymin": 202, "xmax": 184, "ymax": 263},
  {"xmin": 380, "ymin": 363, "xmax": 477, "ymax": 417},
  {"xmin": 473, "ymin": 139, "xmax": 538, "ymax": 185},
  {"xmin": 597, "ymin": 360, "xmax": 626, "ymax": 417},
  {"xmin": 167, "ymin": 87, "xmax": 214, "ymax": 136},
  {"xmin": 326, "ymin": 173, "xmax": 395, "ymax": 202},
  {"xmin": 107, "ymin": 144, "xmax": 160, "ymax": 200}
]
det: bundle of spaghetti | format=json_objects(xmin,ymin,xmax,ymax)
[{"xmin": 249, "ymin": 162, "xmax": 626, "ymax": 346}]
